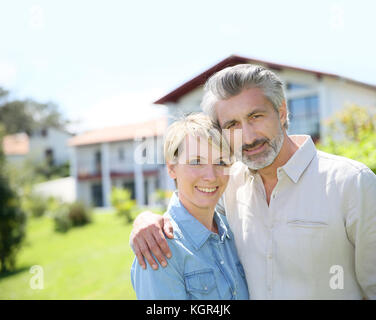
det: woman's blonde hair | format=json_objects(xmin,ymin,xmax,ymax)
[{"xmin": 164, "ymin": 113, "xmax": 232, "ymax": 164}]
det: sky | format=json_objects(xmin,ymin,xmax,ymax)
[{"xmin": 0, "ymin": 0, "xmax": 375, "ymax": 133}]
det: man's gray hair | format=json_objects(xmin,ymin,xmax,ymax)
[{"xmin": 201, "ymin": 64, "xmax": 289, "ymax": 129}]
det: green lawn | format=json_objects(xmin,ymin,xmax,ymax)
[{"xmin": 0, "ymin": 211, "xmax": 137, "ymax": 300}]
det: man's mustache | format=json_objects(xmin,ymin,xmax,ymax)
[{"xmin": 242, "ymin": 138, "xmax": 269, "ymax": 152}]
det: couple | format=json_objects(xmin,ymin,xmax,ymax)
[{"xmin": 131, "ymin": 64, "xmax": 376, "ymax": 300}]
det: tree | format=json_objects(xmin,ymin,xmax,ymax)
[
  {"xmin": 0, "ymin": 87, "xmax": 70, "ymax": 135},
  {"xmin": 317, "ymin": 104, "xmax": 376, "ymax": 174},
  {"xmin": 0, "ymin": 125, "xmax": 27, "ymax": 273}
]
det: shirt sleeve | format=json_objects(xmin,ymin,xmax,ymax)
[
  {"xmin": 346, "ymin": 168, "xmax": 376, "ymax": 299},
  {"xmin": 131, "ymin": 247, "xmax": 188, "ymax": 300}
]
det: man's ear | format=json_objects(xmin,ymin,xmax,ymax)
[
  {"xmin": 166, "ymin": 162, "xmax": 177, "ymax": 180},
  {"xmin": 278, "ymin": 100, "xmax": 288, "ymax": 128}
]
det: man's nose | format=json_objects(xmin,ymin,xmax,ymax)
[{"xmin": 241, "ymin": 122, "xmax": 257, "ymax": 145}]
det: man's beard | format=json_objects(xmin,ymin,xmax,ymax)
[{"xmin": 236, "ymin": 124, "xmax": 285, "ymax": 170}]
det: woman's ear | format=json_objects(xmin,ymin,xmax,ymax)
[{"xmin": 166, "ymin": 162, "xmax": 177, "ymax": 180}]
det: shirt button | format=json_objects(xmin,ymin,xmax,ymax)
[
  {"xmin": 204, "ymin": 286, "xmax": 208, "ymax": 291},
  {"xmin": 233, "ymin": 291, "xmax": 237, "ymax": 295},
  {"xmin": 268, "ymin": 254, "xmax": 272, "ymax": 259},
  {"xmin": 220, "ymin": 260, "xmax": 224, "ymax": 265}
]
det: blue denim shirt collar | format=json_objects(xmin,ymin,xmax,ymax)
[{"xmin": 167, "ymin": 191, "xmax": 231, "ymax": 251}]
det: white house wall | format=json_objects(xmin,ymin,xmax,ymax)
[
  {"xmin": 323, "ymin": 78, "xmax": 376, "ymax": 116},
  {"xmin": 29, "ymin": 128, "xmax": 72, "ymax": 165}
]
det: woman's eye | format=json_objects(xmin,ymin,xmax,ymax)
[
  {"xmin": 216, "ymin": 160, "xmax": 230, "ymax": 166},
  {"xmin": 189, "ymin": 159, "xmax": 201, "ymax": 165}
]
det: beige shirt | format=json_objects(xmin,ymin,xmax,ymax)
[{"xmin": 219, "ymin": 135, "xmax": 376, "ymax": 299}]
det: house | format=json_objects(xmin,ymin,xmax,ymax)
[
  {"xmin": 68, "ymin": 118, "xmax": 168, "ymax": 208},
  {"xmin": 154, "ymin": 55, "xmax": 376, "ymax": 142},
  {"xmin": 3, "ymin": 127, "xmax": 73, "ymax": 166}
]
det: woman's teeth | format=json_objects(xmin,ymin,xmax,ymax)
[{"xmin": 196, "ymin": 187, "xmax": 217, "ymax": 193}]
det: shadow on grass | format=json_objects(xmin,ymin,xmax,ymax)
[{"xmin": 0, "ymin": 266, "xmax": 31, "ymax": 280}]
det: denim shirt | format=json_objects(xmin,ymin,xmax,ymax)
[{"xmin": 131, "ymin": 192, "xmax": 249, "ymax": 300}]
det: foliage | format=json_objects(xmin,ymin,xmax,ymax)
[
  {"xmin": 68, "ymin": 202, "xmax": 92, "ymax": 226},
  {"xmin": 317, "ymin": 104, "xmax": 376, "ymax": 173},
  {"xmin": 0, "ymin": 87, "xmax": 70, "ymax": 135},
  {"xmin": 34, "ymin": 161, "xmax": 70, "ymax": 181},
  {"xmin": 152, "ymin": 189, "xmax": 173, "ymax": 211},
  {"xmin": 53, "ymin": 202, "xmax": 92, "ymax": 233},
  {"xmin": 21, "ymin": 193, "xmax": 49, "ymax": 218},
  {"xmin": 0, "ymin": 175, "xmax": 27, "ymax": 273},
  {"xmin": 0, "ymin": 125, "xmax": 27, "ymax": 273},
  {"xmin": 53, "ymin": 204, "xmax": 72, "ymax": 233},
  {"xmin": 110, "ymin": 187, "xmax": 137, "ymax": 223}
]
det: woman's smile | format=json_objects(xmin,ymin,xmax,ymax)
[{"xmin": 195, "ymin": 186, "xmax": 219, "ymax": 195}]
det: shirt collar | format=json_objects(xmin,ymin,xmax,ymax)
[
  {"xmin": 167, "ymin": 192, "xmax": 231, "ymax": 250},
  {"xmin": 244, "ymin": 135, "xmax": 317, "ymax": 184},
  {"xmin": 281, "ymin": 135, "xmax": 317, "ymax": 183}
]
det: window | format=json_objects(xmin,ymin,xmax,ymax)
[
  {"xmin": 287, "ymin": 95, "xmax": 320, "ymax": 139},
  {"xmin": 118, "ymin": 147, "xmax": 125, "ymax": 161},
  {"xmin": 45, "ymin": 148, "xmax": 54, "ymax": 166},
  {"xmin": 123, "ymin": 181, "xmax": 135, "ymax": 200},
  {"xmin": 94, "ymin": 151, "xmax": 102, "ymax": 174},
  {"xmin": 41, "ymin": 128, "xmax": 48, "ymax": 137},
  {"xmin": 287, "ymin": 82, "xmax": 308, "ymax": 90},
  {"xmin": 91, "ymin": 184, "xmax": 103, "ymax": 207}
]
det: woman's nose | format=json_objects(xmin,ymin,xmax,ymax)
[{"xmin": 202, "ymin": 164, "xmax": 217, "ymax": 181}]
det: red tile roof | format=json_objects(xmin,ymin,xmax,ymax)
[
  {"xmin": 2, "ymin": 133, "xmax": 29, "ymax": 156},
  {"xmin": 154, "ymin": 54, "xmax": 376, "ymax": 105},
  {"xmin": 68, "ymin": 117, "xmax": 167, "ymax": 147}
]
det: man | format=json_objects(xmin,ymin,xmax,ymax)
[{"xmin": 130, "ymin": 64, "xmax": 376, "ymax": 299}]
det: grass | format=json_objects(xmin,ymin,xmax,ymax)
[{"xmin": 0, "ymin": 210, "xmax": 138, "ymax": 300}]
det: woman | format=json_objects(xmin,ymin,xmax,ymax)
[{"xmin": 131, "ymin": 113, "xmax": 249, "ymax": 300}]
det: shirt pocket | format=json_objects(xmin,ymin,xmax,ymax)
[
  {"xmin": 284, "ymin": 218, "xmax": 330, "ymax": 276},
  {"xmin": 184, "ymin": 269, "xmax": 218, "ymax": 297},
  {"xmin": 286, "ymin": 219, "xmax": 329, "ymax": 229}
]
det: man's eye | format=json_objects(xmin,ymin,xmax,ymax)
[
  {"xmin": 251, "ymin": 114, "xmax": 262, "ymax": 119},
  {"xmin": 224, "ymin": 122, "xmax": 237, "ymax": 130}
]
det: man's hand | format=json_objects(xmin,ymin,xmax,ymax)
[{"xmin": 130, "ymin": 211, "xmax": 174, "ymax": 270}]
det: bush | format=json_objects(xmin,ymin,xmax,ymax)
[
  {"xmin": 53, "ymin": 202, "xmax": 92, "ymax": 233},
  {"xmin": 53, "ymin": 204, "xmax": 72, "ymax": 233},
  {"xmin": 68, "ymin": 202, "xmax": 92, "ymax": 226},
  {"xmin": 22, "ymin": 193, "xmax": 49, "ymax": 218},
  {"xmin": 318, "ymin": 105, "xmax": 376, "ymax": 174},
  {"xmin": 152, "ymin": 189, "xmax": 173, "ymax": 211},
  {"xmin": 110, "ymin": 187, "xmax": 137, "ymax": 223},
  {"xmin": 0, "ymin": 176, "xmax": 27, "ymax": 273},
  {"xmin": 0, "ymin": 125, "xmax": 27, "ymax": 273},
  {"xmin": 318, "ymin": 133, "xmax": 376, "ymax": 174}
]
